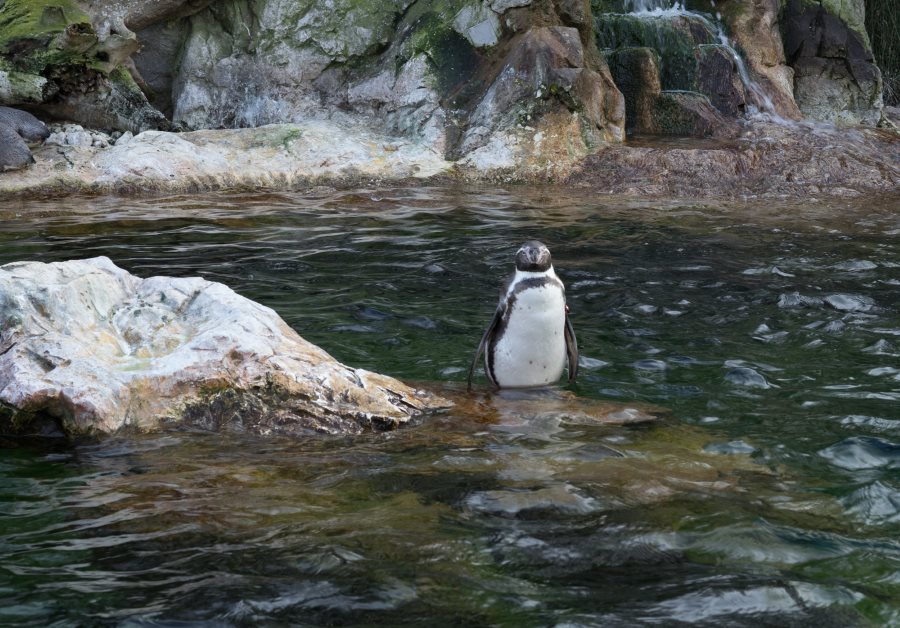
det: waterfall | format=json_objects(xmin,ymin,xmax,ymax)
[
  {"xmin": 713, "ymin": 28, "xmax": 784, "ymax": 121},
  {"xmin": 606, "ymin": 0, "xmax": 786, "ymax": 122},
  {"xmin": 624, "ymin": 0, "xmax": 685, "ymax": 14}
]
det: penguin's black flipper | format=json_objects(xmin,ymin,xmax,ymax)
[
  {"xmin": 467, "ymin": 307, "xmax": 502, "ymax": 391},
  {"xmin": 565, "ymin": 310, "xmax": 579, "ymax": 384}
]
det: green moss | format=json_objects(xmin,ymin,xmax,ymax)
[
  {"xmin": 0, "ymin": 59, "xmax": 48, "ymax": 101},
  {"xmin": 108, "ymin": 65, "xmax": 133, "ymax": 87},
  {"xmin": 407, "ymin": 7, "xmax": 481, "ymax": 103},
  {"xmin": 0, "ymin": 0, "xmax": 100, "ymax": 87},
  {"xmin": 652, "ymin": 90, "xmax": 710, "ymax": 134},
  {"xmin": 0, "ymin": 0, "xmax": 91, "ymax": 51},
  {"xmin": 279, "ymin": 127, "xmax": 303, "ymax": 150},
  {"xmin": 595, "ymin": 13, "xmax": 713, "ymax": 90}
]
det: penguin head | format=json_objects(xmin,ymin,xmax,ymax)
[{"xmin": 515, "ymin": 241, "xmax": 552, "ymax": 272}]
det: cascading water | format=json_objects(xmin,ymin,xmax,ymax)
[
  {"xmin": 596, "ymin": 0, "xmax": 787, "ymax": 129},
  {"xmin": 624, "ymin": 0, "xmax": 687, "ymax": 16},
  {"xmin": 712, "ymin": 27, "xmax": 784, "ymax": 120}
]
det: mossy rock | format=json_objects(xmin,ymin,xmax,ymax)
[
  {"xmin": 595, "ymin": 13, "xmax": 714, "ymax": 90},
  {"xmin": 0, "ymin": 0, "xmax": 168, "ymax": 130},
  {"xmin": 605, "ymin": 46, "xmax": 661, "ymax": 131},
  {"xmin": 0, "ymin": 61, "xmax": 54, "ymax": 103},
  {"xmin": 0, "ymin": 0, "xmax": 91, "ymax": 49},
  {"xmin": 650, "ymin": 89, "xmax": 728, "ymax": 135},
  {"xmin": 410, "ymin": 14, "xmax": 481, "ymax": 100},
  {"xmin": 0, "ymin": 0, "xmax": 96, "ymax": 74}
]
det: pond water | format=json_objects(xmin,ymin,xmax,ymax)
[{"xmin": 1, "ymin": 187, "xmax": 899, "ymax": 626}]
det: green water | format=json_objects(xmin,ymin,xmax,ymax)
[{"xmin": 1, "ymin": 187, "xmax": 899, "ymax": 626}]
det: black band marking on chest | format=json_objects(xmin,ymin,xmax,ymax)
[{"xmin": 486, "ymin": 275, "xmax": 565, "ymax": 382}]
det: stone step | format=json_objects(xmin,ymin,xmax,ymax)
[
  {"xmin": 595, "ymin": 13, "xmax": 716, "ymax": 90},
  {"xmin": 603, "ymin": 44, "xmax": 746, "ymax": 125}
]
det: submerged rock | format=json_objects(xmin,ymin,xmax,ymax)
[
  {"xmin": 0, "ymin": 257, "xmax": 449, "ymax": 438},
  {"xmin": 724, "ymin": 366, "xmax": 771, "ymax": 389},
  {"xmin": 824, "ymin": 293, "xmax": 875, "ymax": 312}
]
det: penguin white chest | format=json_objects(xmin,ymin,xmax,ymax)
[{"xmin": 491, "ymin": 283, "xmax": 567, "ymax": 387}]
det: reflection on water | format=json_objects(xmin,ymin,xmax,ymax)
[{"xmin": 1, "ymin": 187, "xmax": 899, "ymax": 625}]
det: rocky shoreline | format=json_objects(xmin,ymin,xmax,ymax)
[
  {"xmin": 2, "ymin": 115, "xmax": 897, "ymax": 200},
  {"xmin": 1, "ymin": 0, "xmax": 898, "ymax": 439},
  {"xmin": 2, "ymin": 0, "xmax": 897, "ymax": 201}
]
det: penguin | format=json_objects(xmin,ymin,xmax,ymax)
[{"xmin": 467, "ymin": 241, "xmax": 578, "ymax": 390}]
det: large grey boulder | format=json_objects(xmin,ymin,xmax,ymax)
[
  {"xmin": 0, "ymin": 106, "xmax": 51, "ymax": 142},
  {"xmin": 0, "ymin": 257, "xmax": 449, "ymax": 438},
  {"xmin": 0, "ymin": 106, "xmax": 49, "ymax": 171},
  {"xmin": 781, "ymin": 0, "xmax": 883, "ymax": 126},
  {"xmin": 0, "ymin": 125, "xmax": 34, "ymax": 171}
]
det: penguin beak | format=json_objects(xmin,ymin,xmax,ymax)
[
  {"xmin": 515, "ymin": 242, "xmax": 551, "ymax": 271},
  {"xmin": 532, "ymin": 247, "xmax": 550, "ymax": 266}
]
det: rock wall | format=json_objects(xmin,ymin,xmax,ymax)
[
  {"xmin": 0, "ymin": 0, "xmax": 891, "ymax": 171},
  {"xmin": 159, "ymin": 0, "xmax": 626, "ymax": 169},
  {"xmin": 781, "ymin": 0, "xmax": 883, "ymax": 126},
  {"xmin": 717, "ymin": 0, "xmax": 801, "ymax": 120}
]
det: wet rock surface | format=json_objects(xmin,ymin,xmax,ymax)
[
  {"xmin": 0, "ymin": 257, "xmax": 449, "ymax": 438},
  {"xmin": 568, "ymin": 120, "xmax": 899, "ymax": 198},
  {"xmin": 0, "ymin": 120, "xmax": 451, "ymax": 195},
  {"xmin": 2, "ymin": 114, "xmax": 897, "ymax": 198},
  {"xmin": 717, "ymin": 0, "xmax": 801, "ymax": 120}
]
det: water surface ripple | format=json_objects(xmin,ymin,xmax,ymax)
[{"xmin": 1, "ymin": 188, "xmax": 898, "ymax": 626}]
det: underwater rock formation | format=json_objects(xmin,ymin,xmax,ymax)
[{"xmin": 0, "ymin": 257, "xmax": 449, "ymax": 438}]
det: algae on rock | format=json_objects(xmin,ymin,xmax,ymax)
[{"xmin": 0, "ymin": 0, "xmax": 169, "ymax": 131}]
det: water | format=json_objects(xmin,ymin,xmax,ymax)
[
  {"xmin": 624, "ymin": 0, "xmax": 686, "ymax": 17},
  {"xmin": 1, "ymin": 187, "xmax": 899, "ymax": 625}
]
